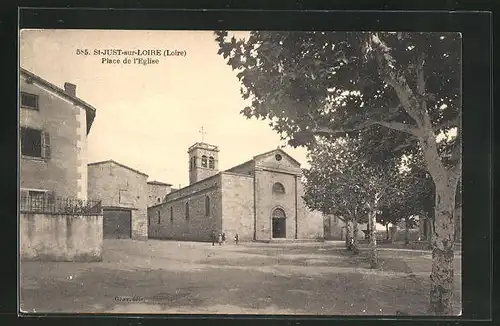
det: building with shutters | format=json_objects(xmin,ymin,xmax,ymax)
[
  {"xmin": 19, "ymin": 68, "xmax": 96, "ymax": 203},
  {"xmin": 147, "ymin": 142, "xmax": 324, "ymax": 243}
]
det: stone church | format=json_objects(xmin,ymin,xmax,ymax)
[{"xmin": 147, "ymin": 142, "xmax": 324, "ymax": 242}]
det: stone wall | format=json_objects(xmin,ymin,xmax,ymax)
[
  {"xmin": 20, "ymin": 74, "xmax": 87, "ymax": 199},
  {"xmin": 220, "ymin": 172, "xmax": 254, "ymax": 242},
  {"xmin": 296, "ymin": 181, "xmax": 324, "ymax": 240},
  {"xmin": 147, "ymin": 183, "xmax": 171, "ymax": 207},
  {"xmin": 20, "ymin": 213, "xmax": 103, "ymax": 261},
  {"xmin": 148, "ymin": 174, "xmax": 222, "ymax": 242},
  {"xmin": 88, "ymin": 161, "xmax": 148, "ymax": 240}
]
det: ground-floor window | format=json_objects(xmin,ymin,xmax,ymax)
[{"xmin": 20, "ymin": 189, "xmax": 48, "ymax": 211}]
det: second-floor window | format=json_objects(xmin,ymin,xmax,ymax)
[
  {"xmin": 21, "ymin": 92, "xmax": 39, "ymax": 111},
  {"xmin": 20, "ymin": 127, "xmax": 51, "ymax": 159},
  {"xmin": 201, "ymin": 155, "xmax": 208, "ymax": 168},
  {"xmin": 208, "ymin": 156, "xmax": 215, "ymax": 169},
  {"xmin": 272, "ymin": 182, "xmax": 286, "ymax": 194}
]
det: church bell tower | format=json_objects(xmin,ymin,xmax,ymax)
[{"xmin": 188, "ymin": 128, "xmax": 219, "ymax": 184}]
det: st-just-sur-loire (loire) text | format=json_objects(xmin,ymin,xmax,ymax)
[{"xmin": 75, "ymin": 48, "xmax": 187, "ymax": 65}]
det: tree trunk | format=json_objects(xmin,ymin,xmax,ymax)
[
  {"xmin": 352, "ymin": 215, "xmax": 360, "ymax": 255},
  {"xmin": 386, "ymin": 223, "xmax": 389, "ymax": 240},
  {"xmin": 429, "ymin": 182, "xmax": 457, "ymax": 315},
  {"xmin": 418, "ymin": 130, "xmax": 460, "ymax": 315},
  {"xmin": 345, "ymin": 218, "xmax": 351, "ymax": 248},
  {"xmin": 404, "ymin": 217, "xmax": 410, "ymax": 246},
  {"xmin": 368, "ymin": 210, "xmax": 378, "ymax": 269},
  {"xmin": 427, "ymin": 219, "xmax": 434, "ymax": 250}
]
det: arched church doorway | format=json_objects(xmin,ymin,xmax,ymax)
[{"xmin": 272, "ymin": 208, "xmax": 286, "ymax": 238}]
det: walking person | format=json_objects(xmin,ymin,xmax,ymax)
[
  {"xmin": 222, "ymin": 232, "xmax": 226, "ymax": 245},
  {"xmin": 218, "ymin": 233, "xmax": 223, "ymax": 246},
  {"xmin": 234, "ymin": 233, "xmax": 239, "ymax": 245}
]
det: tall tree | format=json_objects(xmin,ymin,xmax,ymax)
[{"xmin": 216, "ymin": 30, "xmax": 461, "ymax": 315}]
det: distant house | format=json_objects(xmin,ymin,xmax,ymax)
[
  {"xmin": 147, "ymin": 180, "xmax": 172, "ymax": 207},
  {"xmin": 20, "ymin": 67, "xmax": 96, "ymax": 202},
  {"xmin": 88, "ymin": 160, "xmax": 149, "ymax": 240}
]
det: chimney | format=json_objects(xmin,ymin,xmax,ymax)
[{"xmin": 64, "ymin": 82, "xmax": 77, "ymax": 97}]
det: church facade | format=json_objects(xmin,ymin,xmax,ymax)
[{"xmin": 147, "ymin": 142, "xmax": 324, "ymax": 242}]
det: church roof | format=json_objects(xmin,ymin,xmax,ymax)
[
  {"xmin": 88, "ymin": 159, "xmax": 149, "ymax": 177},
  {"xmin": 253, "ymin": 148, "xmax": 301, "ymax": 166},
  {"xmin": 225, "ymin": 148, "xmax": 301, "ymax": 172},
  {"xmin": 147, "ymin": 180, "xmax": 172, "ymax": 186}
]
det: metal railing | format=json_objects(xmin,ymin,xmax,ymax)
[{"xmin": 20, "ymin": 195, "xmax": 102, "ymax": 215}]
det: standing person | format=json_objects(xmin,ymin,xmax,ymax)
[
  {"xmin": 222, "ymin": 232, "xmax": 226, "ymax": 245},
  {"xmin": 234, "ymin": 233, "xmax": 239, "ymax": 245},
  {"xmin": 211, "ymin": 230, "xmax": 216, "ymax": 246},
  {"xmin": 218, "ymin": 233, "xmax": 223, "ymax": 246}
]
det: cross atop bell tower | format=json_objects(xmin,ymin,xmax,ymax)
[{"xmin": 199, "ymin": 126, "xmax": 207, "ymax": 143}]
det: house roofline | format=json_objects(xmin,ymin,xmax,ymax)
[
  {"xmin": 88, "ymin": 160, "xmax": 149, "ymax": 177},
  {"xmin": 20, "ymin": 67, "xmax": 97, "ymax": 134}
]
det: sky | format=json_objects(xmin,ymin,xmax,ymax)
[{"xmin": 20, "ymin": 29, "xmax": 309, "ymax": 188}]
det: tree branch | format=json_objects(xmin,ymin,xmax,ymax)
[
  {"xmin": 370, "ymin": 33, "xmax": 430, "ymax": 130},
  {"xmin": 376, "ymin": 121, "xmax": 421, "ymax": 135},
  {"xmin": 416, "ymin": 52, "xmax": 427, "ymax": 96},
  {"xmin": 313, "ymin": 119, "xmax": 420, "ymax": 137}
]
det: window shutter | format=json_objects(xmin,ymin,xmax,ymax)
[
  {"xmin": 46, "ymin": 191, "xmax": 55, "ymax": 204},
  {"xmin": 42, "ymin": 132, "xmax": 51, "ymax": 159},
  {"xmin": 20, "ymin": 189, "xmax": 29, "ymax": 211},
  {"xmin": 45, "ymin": 191, "xmax": 55, "ymax": 212},
  {"xmin": 20, "ymin": 189, "xmax": 28, "ymax": 202}
]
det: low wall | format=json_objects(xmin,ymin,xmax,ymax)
[{"xmin": 20, "ymin": 213, "xmax": 103, "ymax": 262}]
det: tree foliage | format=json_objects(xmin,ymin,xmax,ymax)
[
  {"xmin": 215, "ymin": 31, "xmax": 460, "ymax": 168},
  {"xmin": 303, "ymin": 135, "xmax": 405, "ymax": 219}
]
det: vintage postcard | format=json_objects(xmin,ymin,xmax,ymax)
[{"xmin": 19, "ymin": 29, "xmax": 462, "ymax": 315}]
